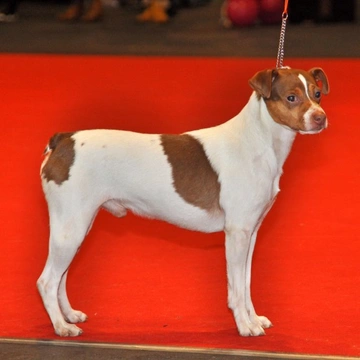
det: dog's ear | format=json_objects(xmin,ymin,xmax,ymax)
[
  {"xmin": 249, "ymin": 69, "xmax": 278, "ymax": 99},
  {"xmin": 309, "ymin": 68, "xmax": 330, "ymax": 95}
]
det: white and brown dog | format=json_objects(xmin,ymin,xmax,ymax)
[{"xmin": 38, "ymin": 67, "xmax": 329, "ymax": 337}]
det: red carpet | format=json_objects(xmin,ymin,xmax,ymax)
[{"xmin": 0, "ymin": 54, "xmax": 359, "ymax": 357}]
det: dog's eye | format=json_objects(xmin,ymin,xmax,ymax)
[
  {"xmin": 287, "ymin": 95, "xmax": 296, "ymax": 102},
  {"xmin": 315, "ymin": 91, "xmax": 321, "ymax": 99}
]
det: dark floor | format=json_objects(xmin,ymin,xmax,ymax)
[
  {"xmin": 1, "ymin": 1, "xmax": 359, "ymax": 359},
  {"xmin": 2, "ymin": 339, "xmax": 360, "ymax": 360},
  {"xmin": 0, "ymin": 0, "xmax": 359, "ymax": 57},
  {"xmin": 1, "ymin": 341, "xmax": 259, "ymax": 360}
]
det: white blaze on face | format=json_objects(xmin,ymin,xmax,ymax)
[
  {"xmin": 298, "ymin": 73, "xmax": 326, "ymax": 133},
  {"xmin": 298, "ymin": 74, "xmax": 310, "ymax": 99}
]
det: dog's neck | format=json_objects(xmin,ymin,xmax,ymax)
[
  {"xmin": 259, "ymin": 93, "xmax": 297, "ymax": 166},
  {"xmin": 237, "ymin": 92, "xmax": 297, "ymax": 169}
]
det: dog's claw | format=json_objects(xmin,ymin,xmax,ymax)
[
  {"xmin": 55, "ymin": 323, "xmax": 83, "ymax": 337},
  {"xmin": 238, "ymin": 322, "xmax": 266, "ymax": 337},
  {"xmin": 236, "ymin": 314, "xmax": 272, "ymax": 336},
  {"xmin": 256, "ymin": 315, "xmax": 273, "ymax": 329}
]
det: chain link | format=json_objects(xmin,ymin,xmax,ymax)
[{"xmin": 276, "ymin": 13, "xmax": 288, "ymax": 69}]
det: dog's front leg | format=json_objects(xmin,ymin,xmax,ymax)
[
  {"xmin": 244, "ymin": 197, "xmax": 278, "ymax": 331},
  {"xmin": 245, "ymin": 229, "xmax": 272, "ymax": 330},
  {"xmin": 225, "ymin": 227, "xmax": 265, "ymax": 336},
  {"xmin": 58, "ymin": 270, "xmax": 88, "ymax": 324}
]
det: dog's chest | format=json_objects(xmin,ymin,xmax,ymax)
[{"xmin": 248, "ymin": 146, "xmax": 283, "ymax": 207}]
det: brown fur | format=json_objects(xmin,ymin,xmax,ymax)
[
  {"xmin": 42, "ymin": 132, "xmax": 76, "ymax": 185},
  {"xmin": 265, "ymin": 71, "xmax": 312, "ymax": 130},
  {"xmin": 266, "ymin": 70, "xmax": 324, "ymax": 131},
  {"xmin": 249, "ymin": 68, "xmax": 329, "ymax": 132},
  {"xmin": 160, "ymin": 134, "xmax": 221, "ymax": 212}
]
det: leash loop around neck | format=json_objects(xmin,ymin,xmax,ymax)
[{"xmin": 276, "ymin": 0, "xmax": 289, "ymax": 69}]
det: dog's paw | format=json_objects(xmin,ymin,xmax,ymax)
[
  {"xmin": 238, "ymin": 321, "xmax": 266, "ymax": 337},
  {"xmin": 55, "ymin": 323, "xmax": 83, "ymax": 337},
  {"xmin": 64, "ymin": 310, "xmax": 88, "ymax": 324},
  {"xmin": 256, "ymin": 315, "xmax": 272, "ymax": 329}
]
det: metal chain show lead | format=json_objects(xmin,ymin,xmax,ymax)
[{"xmin": 276, "ymin": 0, "xmax": 289, "ymax": 69}]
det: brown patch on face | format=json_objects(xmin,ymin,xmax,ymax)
[
  {"xmin": 161, "ymin": 134, "xmax": 221, "ymax": 212},
  {"xmin": 264, "ymin": 69, "xmax": 322, "ymax": 131},
  {"xmin": 42, "ymin": 132, "xmax": 76, "ymax": 185}
]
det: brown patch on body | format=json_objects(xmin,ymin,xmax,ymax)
[
  {"xmin": 42, "ymin": 132, "xmax": 76, "ymax": 185},
  {"xmin": 160, "ymin": 134, "xmax": 221, "ymax": 212}
]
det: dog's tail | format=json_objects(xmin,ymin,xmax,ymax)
[{"xmin": 43, "ymin": 132, "xmax": 75, "ymax": 155}]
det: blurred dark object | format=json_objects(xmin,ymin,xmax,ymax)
[
  {"xmin": 121, "ymin": 0, "xmax": 211, "ymax": 18},
  {"xmin": 168, "ymin": 0, "xmax": 210, "ymax": 17},
  {"xmin": 0, "ymin": 0, "xmax": 18, "ymax": 20},
  {"xmin": 58, "ymin": 0, "xmax": 103, "ymax": 21},
  {"xmin": 0, "ymin": 0, "xmax": 73, "ymax": 21},
  {"xmin": 259, "ymin": 0, "xmax": 283, "ymax": 25},
  {"xmin": 289, "ymin": 0, "xmax": 356, "ymax": 23},
  {"xmin": 180, "ymin": 0, "xmax": 210, "ymax": 7}
]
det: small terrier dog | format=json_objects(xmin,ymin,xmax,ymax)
[{"xmin": 38, "ymin": 67, "xmax": 329, "ymax": 337}]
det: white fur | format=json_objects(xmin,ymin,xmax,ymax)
[
  {"xmin": 37, "ymin": 77, "xmax": 327, "ymax": 337},
  {"xmin": 298, "ymin": 74, "xmax": 310, "ymax": 98}
]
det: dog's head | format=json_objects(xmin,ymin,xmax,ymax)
[{"xmin": 249, "ymin": 67, "xmax": 329, "ymax": 134}]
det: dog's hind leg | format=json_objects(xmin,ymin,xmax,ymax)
[
  {"xmin": 37, "ymin": 205, "xmax": 96, "ymax": 336},
  {"xmin": 225, "ymin": 226, "xmax": 265, "ymax": 336},
  {"xmin": 57, "ymin": 209, "xmax": 101, "ymax": 324}
]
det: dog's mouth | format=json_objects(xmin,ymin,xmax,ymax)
[
  {"xmin": 277, "ymin": 123, "xmax": 326, "ymax": 135},
  {"xmin": 299, "ymin": 126, "xmax": 327, "ymax": 135}
]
